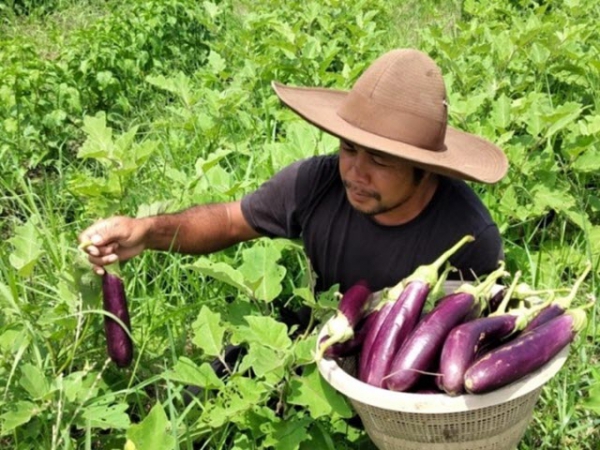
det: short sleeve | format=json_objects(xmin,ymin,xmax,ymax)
[{"xmin": 240, "ymin": 160, "xmax": 305, "ymax": 238}]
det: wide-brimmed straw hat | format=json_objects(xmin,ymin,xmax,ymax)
[{"xmin": 272, "ymin": 49, "xmax": 508, "ymax": 183}]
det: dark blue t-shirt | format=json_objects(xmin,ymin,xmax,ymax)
[{"xmin": 241, "ymin": 155, "xmax": 503, "ymax": 293}]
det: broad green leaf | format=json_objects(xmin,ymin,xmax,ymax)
[
  {"xmin": 208, "ymin": 51, "xmax": 226, "ymax": 74},
  {"xmin": 263, "ymin": 416, "xmax": 312, "ymax": 450},
  {"xmin": 163, "ymin": 357, "xmax": 224, "ymax": 390},
  {"xmin": 0, "ymin": 282, "xmax": 19, "ymax": 312},
  {"xmin": 20, "ymin": 364, "xmax": 51, "ymax": 400},
  {"xmin": 238, "ymin": 344, "xmax": 287, "ymax": 379},
  {"xmin": 187, "ymin": 258, "xmax": 251, "ymax": 295},
  {"xmin": 581, "ymin": 383, "xmax": 600, "ymax": 414},
  {"xmin": 191, "ymin": 306, "xmax": 225, "ymax": 357},
  {"xmin": 293, "ymin": 287, "xmax": 316, "ymax": 307},
  {"xmin": 287, "ymin": 364, "xmax": 352, "ymax": 419},
  {"xmin": 572, "ymin": 148, "xmax": 600, "ymax": 173},
  {"xmin": 8, "ymin": 217, "xmax": 43, "ymax": 277},
  {"xmin": 544, "ymin": 102, "xmax": 582, "ymax": 138},
  {"xmin": 531, "ymin": 185, "xmax": 575, "ymax": 212},
  {"xmin": 0, "ymin": 401, "xmax": 39, "ymax": 435},
  {"xmin": 78, "ymin": 113, "xmax": 113, "ymax": 160},
  {"xmin": 203, "ymin": 378, "xmax": 267, "ymax": 428},
  {"xmin": 491, "ymin": 93, "xmax": 511, "ymax": 130},
  {"xmin": 80, "ymin": 403, "xmax": 130, "ymax": 430},
  {"xmin": 233, "ymin": 316, "xmax": 291, "ymax": 351},
  {"xmin": 300, "ymin": 422, "xmax": 337, "ymax": 450},
  {"xmin": 195, "ymin": 148, "xmax": 232, "ymax": 176},
  {"xmin": 294, "ymin": 335, "xmax": 317, "ymax": 365},
  {"xmin": 239, "ymin": 245, "xmax": 286, "ymax": 302},
  {"xmin": 126, "ymin": 403, "xmax": 176, "ymax": 450}
]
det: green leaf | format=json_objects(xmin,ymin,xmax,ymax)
[
  {"xmin": 287, "ymin": 364, "xmax": 352, "ymax": 419},
  {"xmin": 20, "ymin": 364, "xmax": 51, "ymax": 400},
  {"xmin": 80, "ymin": 402, "xmax": 130, "ymax": 430},
  {"xmin": 263, "ymin": 415, "xmax": 312, "ymax": 450},
  {"xmin": 163, "ymin": 357, "xmax": 224, "ymax": 390},
  {"xmin": 581, "ymin": 383, "xmax": 600, "ymax": 414},
  {"xmin": 233, "ymin": 316, "xmax": 292, "ymax": 351},
  {"xmin": 126, "ymin": 403, "xmax": 176, "ymax": 450},
  {"xmin": 531, "ymin": 185, "xmax": 575, "ymax": 212},
  {"xmin": 544, "ymin": 102, "xmax": 582, "ymax": 138},
  {"xmin": 294, "ymin": 335, "xmax": 317, "ymax": 365},
  {"xmin": 572, "ymin": 147, "xmax": 600, "ymax": 173},
  {"xmin": 191, "ymin": 306, "xmax": 225, "ymax": 357},
  {"xmin": 187, "ymin": 257, "xmax": 251, "ymax": 295},
  {"xmin": 8, "ymin": 217, "xmax": 43, "ymax": 277},
  {"xmin": 0, "ymin": 401, "xmax": 39, "ymax": 435},
  {"xmin": 238, "ymin": 344, "xmax": 288, "ymax": 380},
  {"xmin": 491, "ymin": 93, "xmax": 511, "ymax": 130},
  {"xmin": 78, "ymin": 113, "xmax": 114, "ymax": 161},
  {"xmin": 239, "ymin": 245, "xmax": 286, "ymax": 302}
]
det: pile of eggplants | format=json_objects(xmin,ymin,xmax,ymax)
[{"xmin": 317, "ymin": 237, "xmax": 592, "ymax": 396}]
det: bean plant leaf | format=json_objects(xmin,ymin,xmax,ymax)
[
  {"xmin": 8, "ymin": 218, "xmax": 43, "ymax": 277},
  {"xmin": 192, "ymin": 306, "xmax": 225, "ymax": 357},
  {"xmin": 126, "ymin": 403, "xmax": 175, "ymax": 450},
  {"xmin": 287, "ymin": 364, "xmax": 353, "ymax": 419},
  {"xmin": 162, "ymin": 357, "xmax": 224, "ymax": 390}
]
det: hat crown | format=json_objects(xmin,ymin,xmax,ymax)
[{"xmin": 337, "ymin": 49, "xmax": 448, "ymax": 151}]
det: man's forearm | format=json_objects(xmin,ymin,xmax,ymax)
[{"xmin": 141, "ymin": 201, "xmax": 260, "ymax": 254}]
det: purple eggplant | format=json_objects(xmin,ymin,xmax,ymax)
[
  {"xmin": 384, "ymin": 263, "xmax": 507, "ymax": 392},
  {"xmin": 316, "ymin": 280, "xmax": 372, "ymax": 360},
  {"xmin": 360, "ymin": 235, "xmax": 474, "ymax": 387},
  {"xmin": 464, "ymin": 307, "xmax": 587, "ymax": 394},
  {"xmin": 357, "ymin": 299, "xmax": 395, "ymax": 380},
  {"xmin": 102, "ymin": 273, "xmax": 133, "ymax": 368},
  {"xmin": 522, "ymin": 263, "xmax": 591, "ymax": 333},
  {"xmin": 437, "ymin": 271, "xmax": 552, "ymax": 395}
]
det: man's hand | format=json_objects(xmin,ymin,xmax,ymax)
[{"xmin": 78, "ymin": 216, "xmax": 149, "ymax": 275}]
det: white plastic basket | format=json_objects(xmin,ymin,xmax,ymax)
[{"xmin": 316, "ymin": 282, "xmax": 570, "ymax": 450}]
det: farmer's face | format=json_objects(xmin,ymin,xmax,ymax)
[{"xmin": 339, "ymin": 140, "xmax": 429, "ymax": 224}]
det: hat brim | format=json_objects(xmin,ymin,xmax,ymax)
[{"xmin": 272, "ymin": 82, "xmax": 508, "ymax": 184}]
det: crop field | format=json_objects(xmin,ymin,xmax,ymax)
[{"xmin": 1, "ymin": 0, "xmax": 599, "ymax": 449}]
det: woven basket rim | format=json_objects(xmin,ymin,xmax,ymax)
[{"xmin": 316, "ymin": 281, "xmax": 569, "ymax": 413}]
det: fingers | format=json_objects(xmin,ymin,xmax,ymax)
[
  {"xmin": 79, "ymin": 217, "xmax": 127, "ymax": 249},
  {"xmin": 79, "ymin": 218, "xmax": 131, "ymax": 274}
]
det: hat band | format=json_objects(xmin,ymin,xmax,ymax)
[{"xmin": 337, "ymin": 90, "xmax": 447, "ymax": 151}]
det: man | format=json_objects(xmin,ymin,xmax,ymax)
[{"xmin": 80, "ymin": 49, "xmax": 508, "ymax": 296}]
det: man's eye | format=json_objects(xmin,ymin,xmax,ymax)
[{"xmin": 371, "ymin": 155, "xmax": 389, "ymax": 166}]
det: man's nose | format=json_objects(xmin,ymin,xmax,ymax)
[{"xmin": 349, "ymin": 150, "xmax": 371, "ymax": 182}]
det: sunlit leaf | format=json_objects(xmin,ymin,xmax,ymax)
[
  {"xmin": 126, "ymin": 403, "xmax": 175, "ymax": 450},
  {"xmin": 191, "ymin": 306, "xmax": 225, "ymax": 357},
  {"xmin": 8, "ymin": 218, "xmax": 43, "ymax": 277},
  {"xmin": 163, "ymin": 357, "xmax": 224, "ymax": 389},
  {"xmin": 287, "ymin": 364, "xmax": 352, "ymax": 419}
]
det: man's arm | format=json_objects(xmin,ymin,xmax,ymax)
[{"xmin": 78, "ymin": 201, "xmax": 261, "ymax": 275}]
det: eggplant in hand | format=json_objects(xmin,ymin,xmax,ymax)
[{"xmin": 102, "ymin": 272, "xmax": 133, "ymax": 368}]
